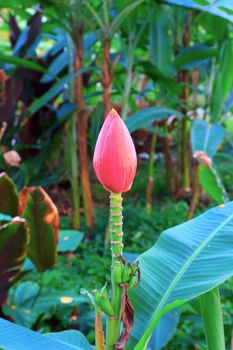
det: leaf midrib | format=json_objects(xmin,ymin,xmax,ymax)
[{"xmin": 203, "ymin": 124, "xmax": 211, "ymax": 154}]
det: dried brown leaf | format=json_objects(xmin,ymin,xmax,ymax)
[
  {"xmin": 95, "ymin": 308, "xmax": 105, "ymax": 350},
  {"xmin": 0, "ymin": 121, "xmax": 7, "ymax": 141},
  {"xmin": 115, "ymin": 283, "xmax": 134, "ymax": 350}
]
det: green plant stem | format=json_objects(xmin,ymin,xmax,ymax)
[
  {"xmin": 122, "ymin": 38, "xmax": 134, "ymax": 120},
  {"xmin": 83, "ymin": 0, "xmax": 105, "ymax": 32},
  {"xmin": 187, "ymin": 164, "xmax": 200, "ymax": 220},
  {"xmin": 179, "ymin": 20, "xmax": 191, "ymax": 192},
  {"xmin": 67, "ymin": 119, "xmax": 81, "ymax": 229},
  {"xmin": 106, "ymin": 192, "xmax": 124, "ymax": 350},
  {"xmin": 102, "ymin": 36, "xmax": 112, "ymax": 118},
  {"xmin": 106, "ymin": 318, "xmax": 121, "ymax": 350},
  {"xmin": 199, "ymin": 287, "xmax": 225, "ymax": 350},
  {"xmin": 121, "ymin": 14, "xmax": 150, "ymax": 120},
  {"xmin": 146, "ymin": 132, "xmax": 157, "ymax": 214},
  {"xmin": 163, "ymin": 123, "xmax": 174, "ymax": 194},
  {"xmin": 181, "ymin": 117, "xmax": 190, "ymax": 189},
  {"xmin": 66, "ymin": 33, "xmax": 80, "ymax": 230},
  {"xmin": 103, "ymin": 0, "xmax": 109, "ymax": 26},
  {"xmin": 104, "ymin": 219, "xmax": 110, "ymax": 252},
  {"xmin": 74, "ymin": 31, "xmax": 94, "ymax": 229}
]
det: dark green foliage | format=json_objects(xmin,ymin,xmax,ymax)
[
  {"xmin": 0, "ymin": 173, "xmax": 18, "ymax": 216},
  {"xmin": 0, "ymin": 175, "xmax": 60, "ymax": 306},
  {"xmin": 0, "ymin": 0, "xmax": 233, "ymax": 349},
  {"xmin": 0, "ymin": 219, "xmax": 29, "ymax": 304}
]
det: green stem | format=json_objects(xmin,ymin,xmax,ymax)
[
  {"xmin": 67, "ymin": 118, "xmax": 81, "ymax": 229},
  {"xmin": 163, "ymin": 123, "xmax": 173, "ymax": 194},
  {"xmin": 121, "ymin": 40, "xmax": 134, "ymax": 120},
  {"xmin": 181, "ymin": 118, "xmax": 190, "ymax": 190},
  {"xmin": 83, "ymin": 0, "xmax": 105, "ymax": 32},
  {"xmin": 106, "ymin": 192, "xmax": 124, "ymax": 350},
  {"xmin": 66, "ymin": 33, "xmax": 80, "ymax": 229},
  {"xmin": 146, "ymin": 132, "xmax": 157, "ymax": 214},
  {"xmin": 106, "ymin": 318, "xmax": 121, "ymax": 350},
  {"xmin": 199, "ymin": 287, "xmax": 225, "ymax": 350},
  {"xmin": 121, "ymin": 14, "xmax": 150, "ymax": 120},
  {"xmin": 103, "ymin": 0, "xmax": 109, "ymax": 26},
  {"xmin": 104, "ymin": 219, "xmax": 110, "ymax": 252}
]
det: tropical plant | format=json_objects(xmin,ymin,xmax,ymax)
[
  {"xmin": 0, "ymin": 172, "xmax": 59, "ymax": 303},
  {"xmin": 1, "ymin": 109, "xmax": 233, "ymax": 350},
  {"xmin": 0, "ymin": 1, "xmax": 233, "ymax": 349}
]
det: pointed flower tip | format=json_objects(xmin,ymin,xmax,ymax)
[
  {"xmin": 93, "ymin": 108, "xmax": 137, "ymax": 193},
  {"xmin": 109, "ymin": 108, "xmax": 120, "ymax": 118}
]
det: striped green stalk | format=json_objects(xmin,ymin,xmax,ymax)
[
  {"xmin": 146, "ymin": 132, "xmax": 157, "ymax": 214},
  {"xmin": 67, "ymin": 118, "xmax": 81, "ymax": 229},
  {"xmin": 199, "ymin": 287, "xmax": 225, "ymax": 350},
  {"xmin": 199, "ymin": 162, "xmax": 226, "ymax": 350},
  {"xmin": 66, "ymin": 32, "xmax": 80, "ymax": 229},
  {"xmin": 181, "ymin": 118, "xmax": 190, "ymax": 190},
  {"xmin": 121, "ymin": 39, "xmax": 134, "ymax": 120},
  {"xmin": 106, "ymin": 192, "xmax": 124, "ymax": 350}
]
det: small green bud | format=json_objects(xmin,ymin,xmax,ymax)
[
  {"xmin": 100, "ymin": 283, "xmax": 108, "ymax": 297},
  {"xmin": 128, "ymin": 275, "xmax": 136, "ymax": 289},
  {"xmin": 112, "ymin": 261, "xmax": 122, "ymax": 284},
  {"xmin": 128, "ymin": 261, "xmax": 140, "ymax": 289},
  {"xmin": 92, "ymin": 289, "xmax": 115, "ymax": 316},
  {"xmin": 121, "ymin": 263, "xmax": 132, "ymax": 283}
]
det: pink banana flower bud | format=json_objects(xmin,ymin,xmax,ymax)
[{"xmin": 93, "ymin": 109, "xmax": 137, "ymax": 193}]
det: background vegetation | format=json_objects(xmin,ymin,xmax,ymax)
[{"xmin": 0, "ymin": 0, "xmax": 233, "ymax": 349}]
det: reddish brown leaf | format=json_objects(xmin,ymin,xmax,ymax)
[
  {"xmin": 0, "ymin": 122, "xmax": 7, "ymax": 141},
  {"xmin": 19, "ymin": 187, "xmax": 59, "ymax": 244},
  {"xmin": 19, "ymin": 114, "xmax": 41, "ymax": 144},
  {"xmin": 19, "ymin": 187, "xmax": 59, "ymax": 271},
  {"xmin": 115, "ymin": 283, "xmax": 134, "ymax": 350},
  {"xmin": 0, "ymin": 74, "xmax": 23, "ymax": 126},
  {"xmin": 0, "ymin": 70, "xmax": 7, "ymax": 108},
  {"xmin": 0, "ymin": 172, "xmax": 18, "ymax": 216},
  {"xmin": 95, "ymin": 308, "xmax": 105, "ymax": 350},
  {"xmin": 0, "ymin": 218, "xmax": 29, "ymax": 304}
]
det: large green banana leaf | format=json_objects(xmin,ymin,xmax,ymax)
[
  {"xmin": 148, "ymin": 309, "xmax": 180, "ymax": 350},
  {"xmin": 210, "ymin": 40, "xmax": 233, "ymax": 122},
  {"xmin": 164, "ymin": 0, "xmax": 233, "ymax": 22},
  {"xmin": 47, "ymin": 331, "xmax": 92, "ymax": 350},
  {"xmin": 0, "ymin": 318, "xmax": 92, "ymax": 350},
  {"xmin": 126, "ymin": 107, "xmax": 182, "ymax": 132},
  {"xmin": 128, "ymin": 201, "xmax": 233, "ymax": 349}
]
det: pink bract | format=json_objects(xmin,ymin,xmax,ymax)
[{"xmin": 93, "ymin": 109, "xmax": 137, "ymax": 193}]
